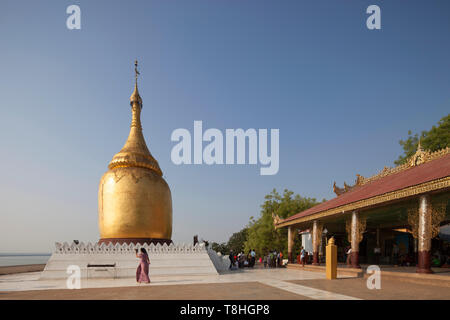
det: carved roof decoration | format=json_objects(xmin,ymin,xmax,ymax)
[
  {"xmin": 332, "ymin": 145, "xmax": 450, "ymax": 196},
  {"xmin": 333, "ymin": 182, "xmax": 345, "ymax": 196},
  {"xmin": 272, "ymin": 212, "xmax": 282, "ymax": 226},
  {"xmin": 274, "ymin": 145, "xmax": 450, "ymax": 228}
]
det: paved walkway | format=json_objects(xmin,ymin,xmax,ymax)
[
  {"xmin": 0, "ymin": 268, "xmax": 359, "ymax": 300},
  {"xmin": 258, "ymin": 279, "xmax": 359, "ymax": 300},
  {"xmin": 0, "ymin": 268, "xmax": 447, "ymax": 300},
  {"xmin": 289, "ymin": 277, "xmax": 450, "ymax": 300}
]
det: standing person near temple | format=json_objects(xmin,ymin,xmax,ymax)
[
  {"xmin": 229, "ymin": 250, "xmax": 234, "ymax": 270},
  {"xmin": 346, "ymin": 246, "xmax": 352, "ymax": 266},
  {"xmin": 374, "ymin": 246, "xmax": 381, "ymax": 265},
  {"xmin": 135, "ymin": 248, "xmax": 151, "ymax": 284},
  {"xmin": 269, "ymin": 251, "xmax": 273, "ymax": 268},
  {"xmin": 243, "ymin": 252, "xmax": 249, "ymax": 268},
  {"xmin": 300, "ymin": 247, "xmax": 306, "ymax": 267},
  {"xmin": 274, "ymin": 250, "xmax": 278, "ymax": 268},
  {"xmin": 241, "ymin": 252, "xmax": 246, "ymax": 268},
  {"xmin": 250, "ymin": 249, "xmax": 256, "ymax": 268},
  {"xmin": 392, "ymin": 242, "xmax": 400, "ymax": 266},
  {"xmin": 263, "ymin": 254, "xmax": 268, "ymax": 268}
]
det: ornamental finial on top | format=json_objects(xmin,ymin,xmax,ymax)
[
  {"xmin": 130, "ymin": 60, "xmax": 142, "ymax": 106},
  {"xmin": 134, "ymin": 59, "xmax": 140, "ymax": 85}
]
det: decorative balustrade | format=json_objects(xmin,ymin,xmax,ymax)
[{"xmin": 54, "ymin": 242, "xmax": 207, "ymax": 255}]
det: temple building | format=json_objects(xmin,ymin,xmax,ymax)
[
  {"xmin": 98, "ymin": 61, "xmax": 173, "ymax": 245},
  {"xmin": 275, "ymin": 144, "xmax": 450, "ymax": 273}
]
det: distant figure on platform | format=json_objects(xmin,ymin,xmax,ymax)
[
  {"xmin": 392, "ymin": 243, "xmax": 399, "ymax": 266},
  {"xmin": 278, "ymin": 251, "xmax": 283, "ymax": 267},
  {"xmin": 346, "ymin": 247, "xmax": 352, "ymax": 266},
  {"xmin": 300, "ymin": 247, "xmax": 306, "ymax": 266},
  {"xmin": 374, "ymin": 246, "xmax": 381, "ymax": 265},
  {"xmin": 135, "ymin": 248, "xmax": 150, "ymax": 284},
  {"xmin": 229, "ymin": 250, "xmax": 235, "ymax": 270},
  {"xmin": 250, "ymin": 249, "xmax": 256, "ymax": 268}
]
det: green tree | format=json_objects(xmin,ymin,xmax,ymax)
[
  {"xmin": 209, "ymin": 228, "xmax": 248, "ymax": 255},
  {"xmin": 210, "ymin": 242, "xmax": 229, "ymax": 254},
  {"xmin": 244, "ymin": 189, "xmax": 318, "ymax": 258},
  {"xmin": 395, "ymin": 114, "xmax": 450, "ymax": 165},
  {"xmin": 227, "ymin": 228, "xmax": 248, "ymax": 253}
]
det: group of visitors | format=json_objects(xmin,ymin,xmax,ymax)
[
  {"xmin": 351, "ymin": 242, "xmax": 450, "ymax": 268},
  {"xmin": 389, "ymin": 242, "xmax": 450, "ymax": 268},
  {"xmin": 262, "ymin": 250, "xmax": 283, "ymax": 268},
  {"xmin": 228, "ymin": 249, "xmax": 256, "ymax": 270}
]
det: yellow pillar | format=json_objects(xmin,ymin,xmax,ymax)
[{"xmin": 326, "ymin": 237, "xmax": 337, "ymax": 280}]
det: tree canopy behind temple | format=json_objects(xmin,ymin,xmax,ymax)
[
  {"xmin": 210, "ymin": 228, "xmax": 248, "ymax": 254},
  {"xmin": 244, "ymin": 189, "xmax": 319, "ymax": 256},
  {"xmin": 395, "ymin": 114, "xmax": 450, "ymax": 165}
]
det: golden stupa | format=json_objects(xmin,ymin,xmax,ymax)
[{"xmin": 98, "ymin": 61, "xmax": 172, "ymax": 245}]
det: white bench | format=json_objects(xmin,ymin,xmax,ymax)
[{"xmin": 86, "ymin": 263, "xmax": 117, "ymax": 279}]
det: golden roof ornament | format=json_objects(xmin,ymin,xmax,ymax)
[
  {"xmin": 409, "ymin": 138, "xmax": 428, "ymax": 167},
  {"xmin": 333, "ymin": 181, "xmax": 345, "ymax": 196},
  {"xmin": 333, "ymin": 174, "xmax": 365, "ymax": 196},
  {"xmin": 272, "ymin": 212, "xmax": 282, "ymax": 226},
  {"xmin": 130, "ymin": 60, "xmax": 143, "ymax": 106},
  {"xmin": 332, "ymin": 142, "xmax": 450, "ymax": 197},
  {"xmin": 108, "ymin": 60, "xmax": 162, "ymax": 176}
]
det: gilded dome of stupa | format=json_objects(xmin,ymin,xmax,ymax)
[{"xmin": 98, "ymin": 61, "xmax": 172, "ymax": 245}]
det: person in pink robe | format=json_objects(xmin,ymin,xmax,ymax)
[{"xmin": 135, "ymin": 248, "xmax": 151, "ymax": 283}]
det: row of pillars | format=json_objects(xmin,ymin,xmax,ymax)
[{"xmin": 287, "ymin": 194, "xmax": 434, "ymax": 273}]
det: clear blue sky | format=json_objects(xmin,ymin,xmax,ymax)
[{"xmin": 0, "ymin": 1, "xmax": 449, "ymax": 252}]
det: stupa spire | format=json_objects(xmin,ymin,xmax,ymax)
[
  {"xmin": 130, "ymin": 60, "xmax": 142, "ymax": 106},
  {"xmin": 108, "ymin": 60, "xmax": 162, "ymax": 176}
]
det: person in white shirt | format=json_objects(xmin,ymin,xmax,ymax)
[{"xmin": 346, "ymin": 247, "xmax": 352, "ymax": 265}]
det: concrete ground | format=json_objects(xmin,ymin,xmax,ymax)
[
  {"xmin": 289, "ymin": 277, "xmax": 450, "ymax": 300},
  {"xmin": 0, "ymin": 264, "xmax": 46, "ymax": 276},
  {"xmin": 0, "ymin": 267, "xmax": 448, "ymax": 300},
  {"xmin": 0, "ymin": 281, "xmax": 312, "ymax": 300}
]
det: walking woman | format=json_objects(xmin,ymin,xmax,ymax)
[{"xmin": 135, "ymin": 248, "xmax": 151, "ymax": 284}]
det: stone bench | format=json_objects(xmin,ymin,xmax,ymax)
[{"xmin": 87, "ymin": 263, "xmax": 117, "ymax": 279}]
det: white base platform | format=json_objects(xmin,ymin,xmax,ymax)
[{"xmin": 40, "ymin": 242, "xmax": 230, "ymax": 280}]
